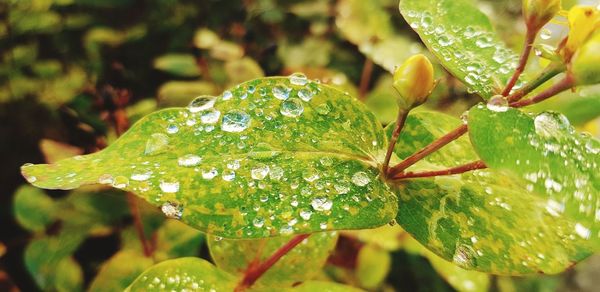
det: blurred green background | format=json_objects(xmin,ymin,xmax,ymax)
[{"xmin": 1, "ymin": 0, "xmax": 599, "ymax": 291}]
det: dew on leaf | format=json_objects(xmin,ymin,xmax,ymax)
[
  {"xmin": 302, "ymin": 169, "xmax": 320, "ymax": 182},
  {"xmin": 166, "ymin": 124, "xmax": 179, "ymax": 134},
  {"xmin": 575, "ymin": 223, "xmax": 591, "ymax": 239},
  {"xmin": 298, "ymin": 88, "xmax": 314, "ymax": 101},
  {"xmin": 145, "ymin": 133, "xmax": 169, "ymax": 155},
  {"xmin": 269, "ymin": 166, "xmax": 284, "ymax": 180},
  {"xmin": 250, "ymin": 164, "xmax": 269, "ymax": 180},
  {"xmin": 272, "ymin": 84, "xmax": 291, "ymax": 100},
  {"xmin": 98, "ymin": 174, "xmax": 114, "ymax": 184},
  {"xmin": 160, "ymin": 179, "xmax": 180, "ymax": 193},
  {"xmin": 288, "ymin": 72, "xmax": 308, "ymax": 86},
  {"xmin": 280, "ymin": 98, "xmax": 304, "ymax": 118},
  {"xmin": 486, "ymin": 95, "xmax": 509, "ymax": 112},
  {"xmin": 452, "ymin": 244, "xmax": 477, "ymax": 268},
  {"xmin": 161, "ymin": 201, "xmax": 183, "ymax": 219},
  {"xmin": 252, "ymin": 217, "xmax": 265, "ymax": 228},
  {"xmin": 188, "ymin": 95, "xmax": 216, "ymax": 113},
  {"xmin": 178, "ymin": 154, "xmax": 202, "ymax": 167},
  {"xmin": 221, "ymin": 110, "xmax": 250, "ymax": 133},
  {"xmin": 112, "ymin": 176, "xmax": 129, "ymax": 188},
  {"xmin": 222, "ymin": 170, "xmax": 235, "ymax": 181},
  {"xmin": 315, "ymin": 103, "xmax": 331, "ymax": 115},
  {"xmin": 280, "ymin": 225, "xmax": 294, "ymax": 235},
  {"xmin": 334, "ymin": 181, "xmax": 350, "ymax": 194},
  {"xmin": 311, "ymin": 197, "xmax": 333, "ymax": 212},
  {"xmin": 534, "ymin": 112, "xmax": 570, "ymax": 138},
  {"xmin": 300, "ymin": 209, "xmax": 312, "ymax": 220},
  {"xmin": 202, "ymin": 168, "xmax": 218, "ymax": 180},
  {"xmin": 200, "ymin": 109, "xmax": 221, "ymax": 124},
  {"xmin": 351, "ymin": 171, "xmax": 370, "ymax": 186},
  {"xmin": 222, "ymin": 90, "xmax": 233, "ymax": 100}
]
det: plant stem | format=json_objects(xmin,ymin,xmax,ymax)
[
  {"xmin": 506, "ymin": 63, "xmax": 564, "ymax": 102},
  {"xmin": 391, "ymin": 160, "xmax": 486, "ymax": 180},
  {"xmin": 388, "ymin": 124, "xmax": 468, "ymax": 177},
  {"xmin": 502, "ymin": 30, "xmax": 536, "ymax": 96},
  {"xmin": 510, "ymin": 76, "xmax": 575, "ymax": 107},
  {"xmin": 235, "ymin": 234, "xmax": 311, "ymax": 291},
  {"xmin": 358, "ymin": 59, "xmax": 374, "ymax": 100},
  {"xmin": 383, "ymin": 110, "xmax": 408, "ymax": 175},
  {"xmin": 126, "ymin": 193, "xmax": 153, "ymax": 257}
]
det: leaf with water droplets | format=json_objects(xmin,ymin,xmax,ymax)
[
  {"xmin": 388, "ymin": 111, "xmax": 596, "ymax": 274},
  {"xmin": 21, "ymin": 76, "xmax": 396, "ymax": 238},
  {"xmin": 89, "ymin": 250, "xmax": 154, "ymax": 292},
  {"xmin": 399, "ymin": 0, "xmax": 519, "ymax": 98},
  {"xmin": 208, "ymin": 232, "xmax": 338, "ymax": 287},
  {"xmin": 468, "ymin": 105, "xmax": 600, "ymax": 250},
  {"xmin": 125, "ymin": 258, "xmax": 236, "ymax": 291}
]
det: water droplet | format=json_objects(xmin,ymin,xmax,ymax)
[
  {"xmin": 334, "ymin": 181, "xmax": 350, "ymax": 194},
  {"xmin": 486, "ymin": 95, "xmax": 509, "ymax": 112},
  {"xmin": 112, "ymin": 176, "xmax": 129, "ymax": 188},
  {"xmin": 540, "ymin": 29, "xmax": 552, "ymax": 40},
  {"xmin": 269, "ymin": 166, "xmax": 284, "ymax": 180},
  {"xmin": 251, "ymin": 164, "xmax": 270, "ymax": 180},
  {"xmin": 272, "ymin": 84, "xmax": 291, "ymax": 100},
  {"xmin": 222, "ymin": 90, "xmax": 233, "ymax": 100},
  {"xmin": 303, "ymin": 169, "xmax": 320, "ymax": 182},
  {"xmin": 222, "ymin": 170, "xmax": 236, "ymax": 181},
  {"xmin": 319, "ymin": 222, "xmax": 328, "ymax": 230},
  {"xmin": 160, "ymin": 179, "xmax": 180, "ymax": 193},
  {"xmin": 131, "ymin": 169, "xmax": 152, "ymax": 181},
  {"xmin": 227, "ymin": 160, "xmax": 240, "ymax": 170},
  {"xmin": 300, "ymin": 209, "xmax": 312, "ymax": 220},
  {"xmin": 161, "ymin": 201, "xmax": 183, "ymax": 219},
  {"xmin": 280, "ymin": 225, "xmax": 294, "ymax": 235},
  {"xmin": 25, "ymin": 175, "xmax": 37, "ymax": 183},
  {"xmin": 253, "ymin": 217, "xmax": 265, "ymax": 228},
  {"xmin": 460, "ymin": 111, "xmax": 469, "ymax": 124},
  {"xmin": 298, "ymin": 88, "xmax": 314, "ymax": 101},
  {"xmin": 166, "ymin": 124, "xmax": 179, "ymax": 134},
  {"xmin": 202, "ymin": 168, "xmax": 218, "ymax": 180},
  {"xmin": 351, "ymin": 171, "xmax": 370, "ymax": 186},
  {"xmin": 145, "ymin": 133, "xmax": 169, "ymax": 155},
  {"xmin": 221, "ymin": 110, "xmax": 250, "ymax": 132},
  {"xmin": 574, "ymin": 223, "xmax": 591, "ymax": 239},
  {"xmin": 289, "ymin": 73, "xmax": 308, "ymax": 86},
  {"xmin": 534, "ymin": 112, "xmax": 570, "ymax": 138},
  {"xmin": 98, "ymin": 174, "xmax": 114, "ymax": 184},
  {"xmin": 200, "ymin": 109, "xmax": 221, "ymax": 124},
  {"xmin": 311, "ymin": 197, "xmax": 333, "ymax": 211},
  {"xmin": 188, "ymin": 95, "xmax": 216, "ymax": 112},
  {"xmin": 315, "ymin": 103, "xmax": 331, "ymax": 115},
  {"xmin": 452, "ymin": 244, "xmax": 477, "ymax": 268},
  {"xmin": 280, "ymin": 98, "xmax": 304, "ymax": 118},
  {"xmin": 178, "ymin": 154, "xmax": 202, "ymax": 167}
]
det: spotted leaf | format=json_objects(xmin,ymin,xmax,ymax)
[
  {"xmin": 399, "ymin": 0, "xmax": 519, "ymax": 98},
  {"xmin": 388, "ymin": 111, "xmax": 595, "ymax": 274},
  {"xmin": 21, "ymin": 76, "xmax": 396, "ymax": 238}
]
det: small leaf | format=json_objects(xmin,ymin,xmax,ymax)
[
  {"xmin": 13, "ymin": 185, "xmax": 56, "ymax": 232},
  {"xmin": 283, "ymin": 281, "xmax": 365, "ymax": 292},
  {"xmin": 388, "ymin": 111, "xmax": 595, "ymax": 274},
  {"xmin": 356, "ymin": 244, "xmax": 391, "ymax": 289},
  {"xmin": 343, "ymin": 225, "xmax": 405, "ymax": 251},
  {"xmin": 22, "ymin": 77, "xmax": 396, "ymax": 238},
  {"xmin": 208, "ymin": 232, "xmax": 338, "ymax": 287},
  {"xmin": 399, "ymin": 0, "xmax": 519, "ymax": 98},
  {"xmin": 468, "ymin": 105, "xmax": 600, "ymax": 250},
  {"xmin": 126, "ymin": 258, "xmax": 236, "ymax": 291},
  {"xmin": 153, "ymin": 54, "xmax": 201, "ymax": 77},
  {"xmin": 157, "ymin": 81, "xmax": 218, "ymax": 108},
  {"xmin": 89, "ymin": 250, "xmax": 154, "ymax": 292},
  {"xmin": 155, "ymin": 220, "xmax": 204, "ymax": 260}
]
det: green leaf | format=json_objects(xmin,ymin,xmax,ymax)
[
  {"xmin": 89, "ymin": 250, "xmax": 154, "ymax": 292},
  {"xmin": 468, "ymin": 105, "xmax": 600, "ymax": 250},
  {"xmin": 22, "ymin": 76, "xmax": 396, "ymax": 238},
  {"xmin": 126, "ymin": 258, "xmax": 236, "ymax": 291},
  {"xmin": 399, "ymin": 0, "xmax": 519, "ymax": 98},
  {"xmin": 157, "ymin": 81, "xmax": 219, "ymax": 108},
  {"xmin": 13, "ymin": 185, "xmax": 56, "ymax": 232},
  {"xmin": 528, "ymin": 84, "xmax": 600, "ymax": 126},
  {"xmin": 282, "ymin": 281, "xmax": 365, "ymax": 292},
  {"xmin": 356, "ymin": 244, "xmax": 391, "ymax": 289},
  {"xmin": 208, "ymin": 232, "xmax": 338, "ymax": 287},
  {"xmin": 387, "ymin": 111, "xmax": 595, "ymax": 274},
  {"xmin": 153, "ymin": 54, "xmax": 201, "ymax": 77},
  {"xmin": 343, "ymin": 225, "xmax": 405, "ymax": 251},
  {"xmin": 154, "ymin": 220, "xmax": 204, "ymax": 260}
]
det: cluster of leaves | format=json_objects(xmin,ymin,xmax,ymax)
[{"xmin": 3, "ymin": 0, "xmax": 600, "ymax": 291}]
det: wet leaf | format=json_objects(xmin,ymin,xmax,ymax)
[
  {"xmin": 153, "ymin": 54, "xmax": 201, "ymax": 77},
  {"xmin": 387, "ymin": 111, "xmax": 595, "ymax": 274},
  {"xmin": 208, "ymin": 232, "xmax": 338, "ymax": 287},
  {"xmin": 126, "ymin": 258, "xmax": 236, "ymax": 291},
  {"xmin": 89, "ymin": 250, "xmax": 154, "ymax": 292},
  {"xmin": 22, "ymin": 76, "xmax": 396, "ymax": 238},
  {"xmin": 399, "ymin": 0, "xmax": 519, "ymax": 98},
  {"xmin": 528, "ymin": 84, "xmax": 600, "ymax": 126},
  {"xmin": 13, "ymin": 185, "xmax": 56, "ymax": 232},
  {"xmin": 468, "ymin": 105, "xmax": 600, "ymax": 250}
]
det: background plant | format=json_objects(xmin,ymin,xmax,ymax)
[{"xmin": 2, "ymin": 0, "xmax": 600, "ymax": 291}]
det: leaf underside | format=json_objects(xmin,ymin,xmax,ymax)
[{"xmin": 21, "ymin": 76, "xmax": 397, "ymax": 239}]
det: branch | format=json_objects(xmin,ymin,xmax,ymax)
[
  {"xmin": 383, "ymin": 110, "xmax": 408, "ymax": 175},
  {"xmin": 126, "ymin": 193, "xmax": 153, "ymax": 257},
  {"xmin": 388, "ymin": 124, "xmax": 468, "ymax": 177},
  {"xmin": 502, "ymin": 30, "xmax": 536, "ymax": 96},
  {"xmin": 235, "ymin": 234, "xmax": 311, "ymax": 291},
  {"xmin": 391, "ymin": 160, "xmax": 486, "ymax": 180},
  {"xmin": 506, "ymin": 63, "xmax": 564, "ymax": 102},
  {"xmin": 358, "ymin": 59, "xmax": 374, "ymax": 100},
  {"xmin": 510, "ymin": 76, "xmax": 575, "ymax": 108}
]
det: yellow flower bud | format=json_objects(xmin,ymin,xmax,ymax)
[
  {"xmin": 523, "ymin": 0, "xmax": 561, "ymax": 32},
  {"xmin": 561, "ymin": 6, "xmax": 600, "ymax": 61},
  {"xmin": 570, "ymin": 31, "xmax": 600, "ymax": 85},
  {"xmin": 393, "ymin": 54, "xmax": 435, "ymax": 109}
]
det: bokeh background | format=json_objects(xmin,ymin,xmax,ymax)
[{"xmin": 1, "ymin": 0, "xmax": 599, "ymax": 291}]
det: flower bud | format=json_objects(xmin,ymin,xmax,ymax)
[
  {"xmin": 393, "ymin": 54, "xmax": 435, "ymax": 109},
  {"xmin": 570, "ymin": 31, "xmax": 600, "ymax": 85},
  {"xmin": 523, "ymin": 0, "xmax": 561, "ymax": 32},
  {"xmin": 560, "ymin": 6, "xmax": 599, "ymax": 61}
]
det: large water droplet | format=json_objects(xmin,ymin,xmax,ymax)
[
  {"xmin": 272, "ymin": 84, "xmax": 291, "ymax": 100},
  {"xmin": 334, "ymin": 181, "xmax": 350, "ymax": 194},
  {"xmin": 221, "ymin": 110, "xmax": 250, "ymax": 132},
  {"xmin": 311, "ymin": 197, "xmax": 333, "ymax": 211},
  {"xmin": 188, "ymin": 95, "xmax": 216, "ymax": 112},
  {"xmin": 540, "ymin": 29, "xmax": 552, "ymax": 40},
  {"xmin": 131, "ymin": 170, "xmax": 152, "ymax": 181},
  {"xmin": 303, "ymin": 169, "xmax": 320, "ymax": 182},
  {"xmin": 161, "ymin": 201, "xmax": 183, "ymax": 219},
  {"xmin": 145, "ymin": 133, "xmax": 169, "ymax": 155},
  {"xmin": 534, "ymin": 112, "xmax": 570, "ymax": 138},
  {"xmin": 98, "ymin": 174, "xmax": 114, "ymax": 184},
  {"xmin": 253, "ymin": 217, "xmax": 265, "ymax": 228},
  {"xmin": 298, "ymin": 88, "xmax": 314, "ymax": 101},
  {"xmin": 200, "ymin": 109, "xmax": 221, "ymax": 124},
  {"xmin": 300, "ymin": 209, "xmax": 312, "ymax": 220},
  {"xmin": 280, "ymin": 98, "xmax": 304, "ymax": 118},
  {"xmin": 269, "ymin": 166, "xmax": 284, "ymax": 180},
  {"xmin": 112, "ymin": 176, "xmax": 129, "ymax": 188},
  {"xmin": 486, "ymin": 95, "xmax": 509, "ymax": 112},
  {"xmin": 202, "ymin": 168, "xmax": 218, "ymax": 180},
  {"xmin": 351, "ymin": 171, "xmax": 370, "ymax": 186},
  {"xmin": 251, "ymin": 164, "xmax": 270, "ymax": 180},
  {"xmin": 166, "ymin": 124, "xmax": 179, "ymax": 134},
  {"xmin": 289, "ymin": 73, "xmax": 308, "ymax": 86},
  {"xmin": 178, "ymin": 154, "xmax": 202, "ymax": 167},
  {"xmin": 160, "ymin": 179, "xmax": 180, "ymax": 193},
  {"xmin": 222, "ymin": 90, "xmax": 233, "ymax": 100},
  {"xmin": 315, "ymin": 104, "xmax": 331, "ymax": 115},
  {"xmin": 222, "ymin": 170, "xmax": 236, "ymax": 181}
]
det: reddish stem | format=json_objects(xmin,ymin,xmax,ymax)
[
  {"xmin": 510, "ymin": 76, "xmax": 575, "ymax": 108},
  {"xmin": 501, "ymin": 30, "xmax": 536, "ymax": 96},
  {"xmin": 358, "ymin": 59, "xmax": 374, "ymax": 100},
  {"xmin": 383, "ymin": 110, "xmax": 408, "ymax": 175},
  {"xmin": 392, "ymin": 160, "xmax": 486, "ymax": 180},
  {"xmin": 127, "ymin": 193, "xmax": 153, "ymax": 257},
  {"xmin": 388, "ymin": 124, "xmax": 468, "ymax": 177},
  {"xmin": 235, "ymin": 234, "xmax": 311, "ymax": 291}
]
